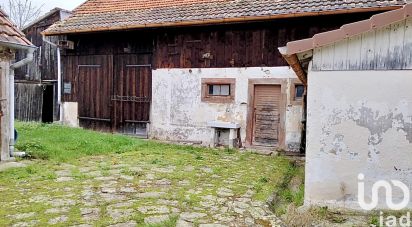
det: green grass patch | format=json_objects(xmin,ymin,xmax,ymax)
[{"xmin": 15, "ymin": 121, "xmax": 144, "ymax": 162}]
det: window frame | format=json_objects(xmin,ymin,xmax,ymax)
[
  {"xmin": 201, "ymin": 78, "xmax": 236, "ymax": 103},
  {"xmin": 290, "ymin": 80, "xmax": 305, "ymax": 105}
]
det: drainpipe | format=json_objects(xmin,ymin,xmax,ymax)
[
  {"xmin": 42, "ymin": 35, "xmax": 63, "ymax": 122},
  {"xmin": 2, "ymin": 41, "xmax": 36, "ymax": 157}
]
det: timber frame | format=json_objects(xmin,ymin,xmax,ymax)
[{"xmin": 245, "ymin": 78, "xmax": 287, "ymax": 149}]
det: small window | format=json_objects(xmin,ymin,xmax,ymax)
[
  {"xmin": 201, "ymin": 78, "xmax": 235, "ymax": 103},
  {"xmin": 295, "ymin": 85, "xmax": 304, "ymax": 101},
  {"xmin": 208, "ymin": 84, "xmax": 231, "ymax": 96}
]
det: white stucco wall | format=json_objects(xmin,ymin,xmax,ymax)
[
  {"xmin": 0, "ymin": 60, "xmax": 11, "ymax": 161},
  {"xmin": 151, "ymin": 67, "xmax": 303, "ymax": 148},
  {"xmin": 306, "ymin": 69, "xmax": 412, "ymax": 210},
  {"xmin": 62, "ymin": 102, "xmax": 79, "ymax": 127}
]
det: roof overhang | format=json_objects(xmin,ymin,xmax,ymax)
[
  {"xmin": 43, "ymin": 6, "xmax": 402, "ymax": 36},
  {"xmin": 279, "ymin": 3, "xmax": 412, "ymax": 84}
]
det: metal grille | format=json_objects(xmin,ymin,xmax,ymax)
[{"xmin": 111, "ymin": 95, "xmax": 151, "ymax": 103}]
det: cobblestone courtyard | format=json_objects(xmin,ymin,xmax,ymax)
[{"xmin": 0, "ymin": 139, "xmax": 291, "ymax": 227}]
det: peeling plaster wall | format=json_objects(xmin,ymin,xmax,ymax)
[
  {"xmin": 306, "ymin": 69, "xmax": 412, "ymax": 210},
  {"xmin": 151, "ymin": 67, "xmax": 303, "ymax": 148}
]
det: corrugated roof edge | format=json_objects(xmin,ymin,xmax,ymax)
[
  {"xmin": 42, "ymin": 5, "xmax": 402, "ymax": 36},
  {"xmin": 282, "ymin": 3, "xmax": 412, "ymax": 55}
]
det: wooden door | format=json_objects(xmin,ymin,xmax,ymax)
[
  {"xmin": 252, "ymin": 85, "xmax": 281, "ymax": 146},
  {"xmin": 77, "ymin": 55, "xmax": 113, "ymax": 131},
  {"xmin": 113, "ymin": 54, "xmax": 152, "ymax": 136}
]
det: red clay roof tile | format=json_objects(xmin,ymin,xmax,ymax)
[
  {"xmin": 44, "ymin": 0, "xmax": 407, "ymax": 35},
  {"xmin": 0, "ymin": 9, "xmax": 32, "ymax": 47}
]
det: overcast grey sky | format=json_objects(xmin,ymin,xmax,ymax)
[{"xmin": 32, "ymin": 0, "xmax": 86, "ymax": 12}]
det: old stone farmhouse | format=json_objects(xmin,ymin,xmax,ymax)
[
  {"xmin": 280, "ymin": 3, "xmax": 412, "ymax": 210},
  {"xmin": 0, "ymin": 9, "xmax": 35, "ymax": 161},
  {"xmin": 43, "ymin": 0, "xmax": 407, "ymax": 151}
]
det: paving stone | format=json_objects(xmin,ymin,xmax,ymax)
[
  {"xmin": 155, "ymin": 179, "xmax": 172, "ymax": 186},
  {"xmin": 48, "ymin": 215, "xmax": 68, "ymax": 224},
  {"xmin": 101, "ymin": 187, "xmax": 116, "ymax": 193},
  {"xmin": 217, "ymin": 188, "xmax": 234, "ymax": 198},
  {"xmin": 144, "ymin": 215, "xmax": 170, "ymax": 224},
  {"xmin": 100, "ymin": 193, "xmax": 126, "ymax": 202},
  {"xmin": 135, "ymin": 191, "xmax": 165, "ymax": 198},
  {"xmin": 80, "ymin": 208, "xmax": 100, "ymax": 221},
  {"xmin": 109, "ymin": 169, "xmax": 122, "ymax": 174},
  {"xmin": 11, "ymin": 220, "xmax": 39, "ymax": 227},
  {"xmin": 108, "ymin": 221, "xmax": 137, "ymax": 227},
  {"xmin": 176, "ymin": 219, "xmax": 194, "ymax": 227},
  {"xmin": 85, "ymin": 171, "xmax": 102, "ymax": 177},
  {"xmin": 119, "ymin": 187, "xmax": 136, "ymax": 193},
  {"xmin": 109, "ymin": 209, "xmax": 133, "ymax": 221},
  {"xmin": 45, "ymin": 207, "xmax": 70, "ymax": 214},
  {"xmin": 158, "ymin": 199, "xmax": 179, "ymax": 206},
  {"xmin": 213, "ymin": 214, "xmax": 235, "ymax": 223},
  {"xmin": 184, "ymin": 166, "xmax": 195, "ymax": 172},
  {"xmin": 146, "ymin": 173, "xmax": 155, "ymax": 180},
  {"xmin": 8, "ymin": 212, "xmax": 36, "ymax": 220},
  {"xmin": 154, "ymin": 166, "xmax": 176, "ymax": 173},
  {"xmin": 199, "ymin": 224, "xmax": 229, "ymax": 227},
  {"xmin": 95, "ymin": 176, "xmax": 116, "ymax": 181},
  {"xmin": 56, "ymin": 177, "xmax": 74, "ymax": 182},
  {"xmin": 49, "ymin": 198, "xmax": 76, "ymax": 207},
  {"xmin": 108, "ymin": 201, "xmax": 136, "ymax": 209},
  {"xmin": 29, "ymin": 195, "xmax": 49, "ymax": 203},
  {"xmin": 200, "ymin": 167, "xmax": 213, "ymax": 173},
  {"xmin": 120, "ymin": 175, "xmax": 134, "ymax": 181},
  {"xmin": 180, "ymin": 212, "xmax": 207, "ymax": 221},
  {"xmin": 137, "ymin": 206, "xmax": 169, "ymax": 215},
  {"xmin": 0, "ymin": 162, "xmax": 27, "ymax": 172},
  {"xmin": 55, "ymin": 170, "xmax": 71, "ymax": 177},
  {"xmin": 178, "ymin": 180, "xmax": 190, "ymax": 186}
]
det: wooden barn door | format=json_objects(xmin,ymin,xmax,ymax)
[
  {"xmin": 113, "ymin": 54, "xmax": 152, "ymax": 136},
  {"xmin": 252, "ymin": 85, "xmax": 281, "ymax": 146},
  {"xmin": 77, "ymin": 55, "xmax": 113, "ymax": 131}
]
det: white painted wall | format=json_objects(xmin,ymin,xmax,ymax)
[
  {"xmin": 151, "ymin": 67, "xmax": 303, "ymax": 148},
  {"xmin": 0, "ymin": 60, "xmax": 11, "ymax": 161},
  {"xmin": 306, "ymin": 69, "xmax": 412, "ymax": 210},
  {"xmin": 62, "ymin": 102, "xmax": 79, "ymax": 127}
]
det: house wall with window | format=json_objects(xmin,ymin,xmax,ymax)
[{"xmin": 150, "ymin": 66, "xmax": 303, "ymax": 149}]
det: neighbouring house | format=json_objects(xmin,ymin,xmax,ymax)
[
  {"xmin": 0, "ymin": 9, "xmax": 35, "ymax": 161},
  {"xmin": 280, "ymin": 3, "xmax": 412, "ymax": 210},
  {"xmin": 15, "ymin": 8, "xmax": 71, "ymax": 123},
  {"xmin": 43, "ymin": 0, "xmax": 407, "ymax": 151}
]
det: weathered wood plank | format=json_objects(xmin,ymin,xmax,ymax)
[
  {"xmin": 387, "ymin": 20, "xmax": 406, "ymax": 70},
  {"xmin": 360, "ymin": 30, "xmax": 377, "ymax": 70},
  {"xmin": 333, "ymin": 38, "xmax": 348, "ymax": 70},
  {"xmin": 374, "ymin": 25, "xmax": 392, "ymax": 70},
  {"xmin": 403, "ymin": 18, "xmax": 412, "ymax": 69},
  {"xmin": 347, "ymin": 34, "xmax": 362, "ymax": 70}
]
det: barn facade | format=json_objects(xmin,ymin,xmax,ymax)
[
  {"xmin": 15, "ymin": 8, "xmax": 71, "ymax": 122},
  {"xmin": 281, "ymin": 3, "xmax": 412, "ymax": 210},
  {"xmin": 44, "ymin": 0, "xmax": 407, "ymax": 150}
]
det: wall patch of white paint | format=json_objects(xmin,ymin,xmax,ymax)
[
  {"xmin": 306, "ymin": 70, "xmax": 412, "ymax": 210},
  {"xmin": 62, "ymin": 102, "xmax": 79, "ymax": 127},
  {"xmin": 151, "ymin": 67, "xmax": 303, "ymax": 148}
]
